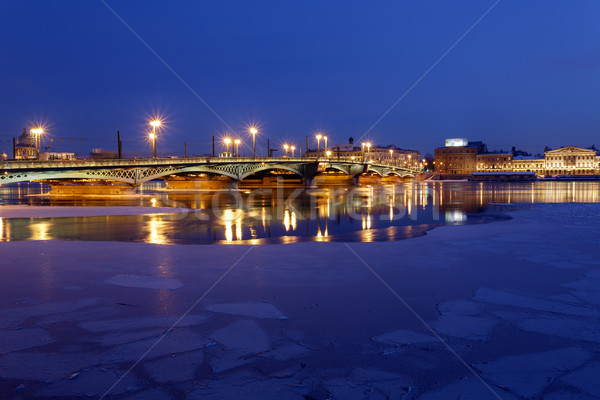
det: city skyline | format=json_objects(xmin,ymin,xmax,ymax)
[{"xmin": 2, "ymin": 1, "xmax": 599, "ymax": 157}]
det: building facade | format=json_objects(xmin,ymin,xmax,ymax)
[
  {"xmin": 14, "ymin": 128, "xmax": 36, "ymax": 160},
  {"xmin": 543, "ymin": 146, "xmax": 598, "ymax": 175},
  {"xmin": 434, "ymin": 139, "xmax": 487, "ymax": 174},
  {"xmin": 476, "ymin": 153, "xmax": 513, "ymax": 172},
  {"xmin": 435, "ymin": 140, "xmax": 600, "ymax": 176}
]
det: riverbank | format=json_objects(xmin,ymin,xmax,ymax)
[{"xmin": 0, "ymin": 203, "xmax": 599, "ymax": 399}]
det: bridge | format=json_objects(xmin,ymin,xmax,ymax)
[{"xmin": 0, "ymin": 157, "xmax": 421, "ymax": 192}]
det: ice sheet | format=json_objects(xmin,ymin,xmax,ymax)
[{"xmin": 106, "ymin": 274, "xmax": 184, "ymax": 290}]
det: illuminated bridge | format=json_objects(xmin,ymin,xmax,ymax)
[{"xmin": 0, "ymin": 157, "xmax": 421, "ymax": 191}]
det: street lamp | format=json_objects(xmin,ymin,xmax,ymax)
[
  {"xmin": 234, "ymin": 139, "xmax": 241, "ymax": 157},
  {"xmin": 149, "ymin": 118, "xmax": 161, "ymax": 158},
  {"xmin": 291, "ymin": 145, "xmax": 295, "ymax": 157},
  {"xmin": 324, "ymin": 136, "xmax": 328, "ymax": 152},
  {"xmin": 283, "ymin": 144, "xmax": 289, "ymax": 157},
  {"xmin": 224, "ymin": 137, "xmax": 232, "ymax": 155},
  {"xmin": 326, "ymin": 150, "xmax": 331, "ymax": 158},
  {"xmin": 389, "ymin": 149, "xmax": 393, "ymax": 164},
  {"xmin": 30, "ymin": 127, "xmax": 44, "ymax": 159},
  {"xmin": 249, "ymin": 126, "xmax": 258, "ymax": 158},
  {"xmin": 316, "ymin": 133, "xmax": 322, "ymax": 157},
  {"xmin": 364, "ymin": 142, "xmax": 372, "ymax": 162}
]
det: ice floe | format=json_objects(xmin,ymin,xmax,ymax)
[
  {"xmin": 106, "ymin": 274, "xmax": 184, "ymax": 290},
  {"xmin": 473, "ymin": 287, "xmax": 598, "ymax": 317},
  {"xmin": 144, "ymin": 351, "xmax": 204, "ymax": 382},
  {"xmin": 517, "ymin": 316, "xmax": 600, "ymax": 343},
  {"xmin": 431, "ymin": 315, "xmax": 498, "ymax": 341},
  {"xmin": 209, "ymin": 319, "xmax": 270, "ymax": 354},
  {"xmin": 206, "ymin": 302, "xmax": 287, "ymax": 319},
  {"xmin": 36, "ymin": 367, "xmax": 142, "ymax": 397},
  {"xmin": 324, "ymin": 368, "xmax": 413, "ymax": 400},
  {"xmin": 0, "ymin": 328, "xmax": 54, "ymax": 354},
  {"xmin": 188, "ymin": 376, "xmax": 306, "ymax": 400},
  {"xmin": 372, "ymin": 329, "xmax": 437, "ymax": 346},
  {"xmin": 476, "ymin": 347, "xmax": 592, "ymax": 398},
  {"xmin": 79, "ymin": 314, "xmax": 207, "ymax": 332},
  {"xmin": 0, "ymin": 352, "xmax": 101, "ymax": 381},
  {"xmin": 561, "ymin": 361, "xmax": 600, "ymax": 398},
  {"xmin": 418, "ymin": 376, "xmax": 517, "ymax": 400},
  {"xmin": 208, "ymin": 319, "xmax": 271, "ymax": 373},
  {"xmin": 0, "ymin": 297, "xmax": 100, "ymax": 328},
  {"xmin": 100, "ymin": 329, "xmax": 210, "ymax": 363}
]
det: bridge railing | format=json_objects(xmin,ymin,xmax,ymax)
[{"xmin": 0, "ymin": 156, "xmax": 422, "ymax": 173}]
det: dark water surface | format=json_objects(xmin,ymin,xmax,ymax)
[{"xmin": 0, "ymin": 181, "xmax": 598, "ymax": 244}]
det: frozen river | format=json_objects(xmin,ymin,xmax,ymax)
[{"xmin": 0, "ymin": 182, "xmax": 599, "ymax": 399}]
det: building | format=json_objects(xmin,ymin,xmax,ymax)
[
  {"xmin": 476, "ymin": 153, "xmax": 513, "ymax": 172},
  {"xmin": 512, "ymin": 155, "xmax": 545, "ymax": 174},
  {"xmin": 39, "ymin": 152, "xmax": 77, "ymax": 161},
  {"xmin": 14, "ymin": 128, "xmax": 36, "ymax": 160},
  {"xmin": 434, "ymin": 138, "xmax": 487, "ymax": 174},
  {"xmin": 543, "ymin": 146, "xmax": 598, "ymax": 175},
  {"xmin": 436, "ymin": 141, "xmax": 599, "ymax": 176},
  {"xmin": 306, "ymin": 137, "xmax": 420, "ymax": 168}
]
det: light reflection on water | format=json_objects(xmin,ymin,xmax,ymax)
[{"xmin": 0, "ymin": 181, "xmax": 598, "ymax": 244}]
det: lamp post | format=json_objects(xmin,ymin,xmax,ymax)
[
  {"xmin": 283, "ymin": 144, "xmax": 289, "ymax": 157},
  {"xmin": 234, "ymin": 139, "xmax": 241, "ymax": 156},
  {"xmin": 224, "ymin": 137, "xmax": 232, "ymax": 156},
  {"xmin": 291, "ymin": 145, "xmax": 295, "ymax": 158},
  {"xmin": 316, "ymin": 133, "xmax": 322, "ymax": 157},
  {"xmin": 389, "ymin": 149, "xmax": 393, "ymax": 165},
  {"xmin": 361, "ymin": 142, "xmax": 365, "ymax": 162},
  {"xmin": 326, "ymin": 150, "xmax": 331, "ymax": 159},
  {"xmin": 324, "ymin": 136, "xmax": 328, "ymax": 152},
  {"xmin": 31, "ymin": 127, "xmax": 43, "ymax": 159},
  {"xmin": 149, "ymin": 119, "xmax": 161, "ymax": 158},
  {"xmin": 249, "ymin": 127, "xmax": 258, "ymax": 158}
]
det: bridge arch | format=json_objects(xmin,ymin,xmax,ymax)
[{"xmin": 238, "ymin": 164, "xmax": 304, "ymax": 181}]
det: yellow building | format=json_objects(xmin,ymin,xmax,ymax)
[
  {"xmin": 512, "ymin": 157, "xmax": 545, "ymax": 174},
  {"xmin": 476, "ymin": 153, "xmax": 513, "ymax": 172},
  {"xmin": 543, "ymin": 146, "xmax": 598, "ymax": 175}
]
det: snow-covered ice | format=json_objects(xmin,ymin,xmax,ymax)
[{"xmin": 0, "ymin": 203, "xmax": 599, "ymax": 399}]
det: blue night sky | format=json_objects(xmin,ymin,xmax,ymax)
[{"xmin": 1, "ymin": 0, "xmax": 599, "ymax": 157}]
